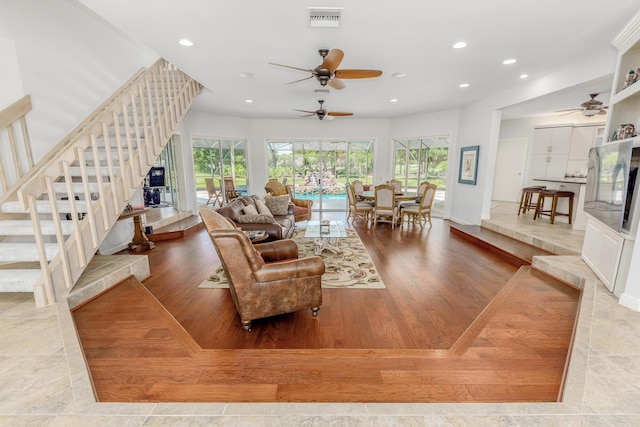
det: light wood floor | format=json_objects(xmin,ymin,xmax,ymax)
[{"xmin": 72, "ymin": 216, "xmax": 581, "ymax": 403}]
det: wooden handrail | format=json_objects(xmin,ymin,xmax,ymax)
[{"xmin": 1, "ymin": 58, "xmax": 202, "ymax": 306}]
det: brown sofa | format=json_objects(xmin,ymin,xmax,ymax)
[
  {"xmin": 199, "ymin": 208, "xmax": 324, "ymax": 331},
  {"xmin": 215, "ymin": 195, "xmax": 295, "ymax": 240}
]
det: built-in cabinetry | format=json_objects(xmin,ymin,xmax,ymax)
[
  {"xmin": 582, "ymin": 219, "xmax": 625, "ymax": 291},
  {"xmin": 566, "ymin": 125, "xmax": 605, "ymax": 177},
  {"xmin": 527, "ymin": 124, "xmax": 604, "ymax": 183},
  {"xmin": 581, "ymin": 15, "xmax": 640, "ymax": 311}
]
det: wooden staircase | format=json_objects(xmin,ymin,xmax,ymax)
[{"xmin": 0, "ymin": 59, "xmax": 203, "ymax": 307}]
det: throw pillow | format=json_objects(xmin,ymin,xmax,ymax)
[
  {"xmin": 237, "ymin": 214, "xmax": 277, "ymax": 224},
  {"xmin": 264, "ymin": 194, "xmax": 290, "ymax": 216},
  {"xmin": 243, "ymin": 204, "xmax": 259, "ymax": 216},
  {"xmin": 255, "ymin": 198, "xmax": 273, "ymax": 216}
]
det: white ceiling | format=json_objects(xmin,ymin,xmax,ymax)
[{"xmin": 78, "ymin": 0, "xmax": 639, "ymax": 120}]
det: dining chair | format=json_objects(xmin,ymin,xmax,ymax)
[
  {"xmin": 346, "ymin": 183, "xmax": 373, "ymax": 225},
  {"xmin": 223, "ymin": 177, "xmax": 242, "ymax": 203},
  {"xmin": 388, "ymin": 179, "xmax": 402, "ymax": 193},
  {"xmin": 400, "ymin": 183, "xmax": 437, "ymax": 228},
  {"xmin": 351, "ymin": 180, "xmax": 365, "ymax": 199},
  {"xmin": 372, "ymin": 184, "xmax": 399, "ymax": 228},
  {"xmin": 205, "ymin": 177, "xmax": 223, "ymax": 207}
]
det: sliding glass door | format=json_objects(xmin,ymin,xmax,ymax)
[
  {"xmin": 192, "ymin": 137, "xmax": 247, "ymax": 205},
  {"xmin": 393, "ymin": 136, "xmax": 449, "ymax": 217},
  {"xmin": 267, "ymin": 139, "xmax": 374, "ymax": 212}
]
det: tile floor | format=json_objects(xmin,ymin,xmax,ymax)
[{"xmin": 2, "ymin": 202, "xmax": 640, "ymax": 426}]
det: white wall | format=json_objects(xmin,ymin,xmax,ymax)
[
  {"xmin": 447, "ymin": 49, "xmax": 618, "ymax": 226},
  {"xmin": 0, "ymin": 37, "xmax": 24, "ymax": 110},
  {"xmin": 178, "ymin": 107, "xmax": 464, "ymax": 216},
  {"xmin": 0, "ymin": 0, "xmax": 157, "ymax": 162}
]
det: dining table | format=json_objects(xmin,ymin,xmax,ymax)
[{"xmin": 359, "ymin": 190, "xmax": 418, "ymax": 202}]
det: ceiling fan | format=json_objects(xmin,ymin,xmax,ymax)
[
  {"xmin": 294, "ymin": 100, "xmax": 353, "ymax": 120},
  {"xmin": 556, "ymin": 93, "xmax": 608, "ymax": 116},
  {"xmin": 270, "ymin": 48, "xmax": 382, "ymax": 90}
]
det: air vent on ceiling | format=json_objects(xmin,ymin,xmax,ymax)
[
  {"xmin": 308, "ymin": 7, "xmax": 343, "ymax": 28},
  {"xmin": 314, "ymin": 89, "xmax": 330, "ymax": 94}
]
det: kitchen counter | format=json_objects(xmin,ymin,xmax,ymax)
[
  {"xmin": 532, "ymin": 177, "xmax": 587, "ymax": 230},
  {"xmin": 533, "ymin": 176, "xmax": 587, "ymax": 185}
]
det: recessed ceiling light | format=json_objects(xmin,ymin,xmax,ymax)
[
  {"xmin": 459, "ymin": 83, "xmax": 470, "ymax": 88},
  {"xmin": 502, "ymin": 58, "xmax": 517, "ymax": 65},
  {"xmin": 520, "ymin": 73, "xmax": 529, "ymax": 79},
  {"xmin": 453, "ymin": 41, "xmax": 468, "ymax": 49},
  {"xmin": 245, "ymin": 99, "xmax": 253, "ymax": 103},
  {"xmin": 391, "ymin": 73, "xmax": 406, "ymax": 78},
  {"xmin": 178, "ymin": 39, "xmax": 193, "ymax": 47},
  {"xmin": 390, "ymin": 98, "xmax": 399, "ymax": 103},
  {"xmin": 239, "ymin": 72, "xmax": 255, "ymax": 79}
]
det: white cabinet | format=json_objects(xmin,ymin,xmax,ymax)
[
  {"xmin": 582, "ymin": 217, "xmax": 625, "ymax": 292},
  {"xmin": 529, "ymin": 126, "xmax": 572, "ymax": 180}
]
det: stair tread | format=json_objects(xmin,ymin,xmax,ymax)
[
  {"xmin": 0, "ymin": 220, "xmax": 73, "ymax": 235},
  {"xmin": 0, "ymin": 243, "xmax": 59, "ymax": 261},
  {"xmin": 448, "ymin": 222, "xmax": 554, "ymax": 264},
  {"xmin": 0, "ymin": 269, "xmax": 41, "ymax": 292}
]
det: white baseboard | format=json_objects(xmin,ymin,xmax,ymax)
[{"xmin": 619, "ymin": 292, "xmax": 640, "ymax": 312}]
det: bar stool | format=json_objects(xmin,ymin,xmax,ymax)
[
  {"xmin": 517, "ymin": 186, "xmax": 546, "ymax": 215},
  {"xmin": 534, "ymin": 189, "xmax": 574, "ymax": 224}
]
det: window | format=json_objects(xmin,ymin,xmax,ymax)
[
  {"xmin": 192, "ymin": 137, "xmax": 247, "ymax": 205},
  {"xmin": 393, "ymin": 136, "xmax": 449, "ymax": 216},
  {"xmin": 267, "ymin": 139, "xmax": 374, "ymax": 212}
]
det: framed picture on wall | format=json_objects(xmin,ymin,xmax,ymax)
[{"xmin": 458, "ymin": 145, "xmax": 479, "ymax": 185}]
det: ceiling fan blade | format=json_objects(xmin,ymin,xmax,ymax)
[
  {"xmin": 293, "ymin": 109, "xmax": 316, "ymax": 114},
  {"xmin": 322, "ymin": 48, "xmax": 344, "ymax": 73},
  {"xmin": 334, "ymin": 69, "xmax": 383, "ymax": 79},
  {"xmin": 324, "ymin": 115, "xmax": 336, "ymax": 121},
  {"xmin": 328, "ymin": 78, "xmax": 346, "ymax": 90},
  {"xmin": 598, "ymin": 109, "xmax": 607, "ymax": 115},
  {"xmin": 286, "ymin": 76, "xmax": 314, "ymax": 85},
  {"xmin": 269, "ymin": 62, "xmax": 315, "ymax": 74},
  {"xmin": 555, "ymin": 108, "xmax": 582, "ymax": 112},
  {"xmin": 327, "ymin": 111, "xmax": 353, "ymax": 117}
]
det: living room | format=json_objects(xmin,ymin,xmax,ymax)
[{"xmin": 3, "ymin": 0, "xmax": 640, "ymax": 425}]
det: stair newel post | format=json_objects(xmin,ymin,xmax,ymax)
[
  {"xmin": 100, "ymin": 121, "xmax": 121, "ymax": 212},
  {"xmin": 173, "ymin": 68, "xmax": 184, "ymax": 117},
  {"xmin": 143, "ymin": 78, "xmax": 158, "ymax": 168},
  {"xmin": 19, "ymin": 107, "xmax": 35, "ymax": 172},
  {"xmin": 61, "ymin": 160, "xmax": 86, "ymax": 268},
  {"xmin": 150, "ymin": 68, "xmax": 166, "ymax": 149},
  {"xmin": 44, "ymin": 176, "xmax": 73, "ymax": 294},
  {"xmin": 111, "ymin": 110, "xmax": 130, "ymax": 195},
  {"xmin": 163, "ymin": 64, "xmax": 177, "ymax": 131},
  {"xmin": 26, "ymin": 194, "xmax": 54, "ymax": 307},
  {"xmin": 172, "ymin": 65, "xmax": 184, "ymax": 121},
  {"xmin": 158, "ymin": 66, "xmax": 171, "ymax": 152},
  {"xmin": 89, "ymin": 133, "xmax": 110, "ymax": 231},
  {"xmin": 6, "ymin": 125, "xmax": 24, "ymax": 180},
  {"xmin": 120, "ymin": 103, "xmax": 139, "ymax": 188},
  {"xmin": 128, "ymin": 89, "xmax": 145, "ymax": 181},
  {"xmin": 75, "ymin": 146, "xmax": 98, "ymax": 248}
]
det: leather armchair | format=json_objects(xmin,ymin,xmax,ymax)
[
  {"xmin": 264, "ymin": 180, "xmax": 312, "ymax": 222},
  {"xmin": 199, "ymin": 208, "xmax": 324, "ymax": 331}
]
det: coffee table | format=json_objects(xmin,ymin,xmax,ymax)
[{"xmin": 304, "ymin": 221, "xmax": 347, "ymax": 254}]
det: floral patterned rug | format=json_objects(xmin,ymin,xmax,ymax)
[{"xmin": 199, "ymin": 228, "xmax": 386, "ymax": 289}]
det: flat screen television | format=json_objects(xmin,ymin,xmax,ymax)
[{"xmin": 584, "ymin": 139, "xmax": 634, "ymax": 232}]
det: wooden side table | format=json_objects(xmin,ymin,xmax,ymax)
[{"xmin": 118, "ymin": 208, "xmax": 155, "ymax": 251}]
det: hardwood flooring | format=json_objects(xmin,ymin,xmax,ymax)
[{"xmin": 72, "ymin": 217, "xmax": 581, "ymax": 403}]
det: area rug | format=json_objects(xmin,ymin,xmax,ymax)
[{"xmin": 199, "ymin": 228, "xmax": 386, "ymax": 289}]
